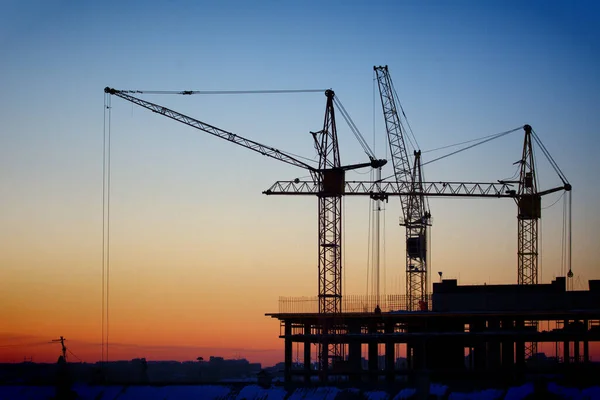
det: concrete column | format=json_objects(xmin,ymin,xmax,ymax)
[
  {"xmin": 487, "ymin": 319, "xmax": 501, "ymax": 370},
  {"xmin": 502, "ymin": 320, "xmax": 514, "ymax": 369},
  {"xmin": 320, "ymin": 321, "xmax": 329, "ymax": 382},
  {"xmin": 563, "ymin": 319, "xmax": 569, "ymax": 364},
  {"xmin": 415, "ymin": 368, "xmax": 430, "ymax": 400},
  {"xmin": 284, "ymin": 321, "xmax": 292, "ymax": 383},
  {"xmin": 348, "ymin": 321, "xmax": 362, "ymax": 384},
  {"xmin": 414, "ymin": 339, "xmax": 429, "ymax": 399},
  {"xmin": 583, "ymin": 319, "xmax": 589, "ymax": 363},
  {"xmin": 472, "ymin": 320, "xmax": 486, "ymax": 370},
  {"xmin": 573, "ymin": 319, "xmax": 581, "ymax": 363},
  {"xmin": 385, "ymin": 322, "xmax": 395, "ymax": 383},
  {"xmin": 469, "ymin": 347, "xmax": 474, "ymax": 370},
  {"xmin": 368, "ymin": 323, "xmax": 378, "ymax": 382},
  {"xmin": 304, "ymin": 323, "xmax": 311, "ymax": 382},
  {"xmin": 515, "ymin": 319, "xmax": 525, "ymax": 368}
]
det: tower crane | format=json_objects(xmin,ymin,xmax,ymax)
[
  {"xmin": 265, "ymin": 126, "xmax": 572, "ymax": 309},
  {"xmin": 372, "ymin": 66, "xmax": 572, "ymax": 357},
  {"xmin": 51, "ymin": 336, "xmax": 67, "ymax": 361},
  {"xmin": 507, "ymin": 124, "xmax": 571, "ymax": 358},
  {"xmin": 104, "ymin": 87, "xmax": 387, "ymax": 370},
  {"xmin": 373, "ymin": 65, "xmax": 431, "ymax": 311}
]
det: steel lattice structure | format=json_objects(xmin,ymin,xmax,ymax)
[
  {"xmin": 517, "ymin": 124, "xmax": 540, "ymax": 358},
  {"xmin": 374, "ymin": 66, "xmax": 431, "ymax": 311},
  {"xmin": 106, "ymin": 85, "xmax": 572, "ymax": 370},
  {"xmin": 315, "ymin": 90, "xmax": 342, "ymax": 316},
  {"xmin": 264, "ymin": 180, "xmax": 517, "ymax": 197},
  {"xmin": 264, "ymin": 180, "xmax": 519, "ymax": 198},
  {"xmin": 404, "ymin": 151, "xmax": 430, "ymax": 311},
  {"xmin": 517, "ymin": 125, "xmax": 539, "ymax": 286},
  {"xmin": 314, "ymin": 91, "xmax": 345, "ymax": 371}
]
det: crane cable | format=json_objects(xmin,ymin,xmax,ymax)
[
  {"xmin": 102, "ymin": 93, "xmax": 106, "ymax": 365},
  {"xmin": 567, "ymin": 190, "xmax": 573, "ymax": 289},
  {"xmin": 113, "ymin": 88, "xmax": 377, "ymax": 169},
  {"xmin": 115, "ymin": 89, "xmax": 327, "ymax": 95},
  {"xmin": 560, "ymin": 191, "xmax": 573, "ymax": 289},
  {"xmin": 68, "ymin": 348, "xmax": 83, "ymax": 362},
  {"xmin": 388, "ymin": 75, "xmax": 420, "ymax": 153},
  {"xmin": 0, "ymin": 341, "xmax": 53, "ymax": 348},
  {"xmin": 422, "ymin": 130, "xmax": 515, "ymax": 154},
  {"xmin": 529, "ymin": 128, "xmax": 572, "ymax": 285},
  {"xmin": 333, "ymin": 96, "xmax": 376, "ymax": 160},
  {"xmin": 421, "ymin": 127, "xmax": 522, "ymax": 168},
  {"xmin": 102, "ymin": 93, "xmax": 112, "ymax": 365},
  {"xmin": 377, "ymin": 126, "xmax": 523, "ymax": 182},
  {"xmin": 531, "ymin": 129, "xmax": 568, "ymax": 186},
  {"xmin": 561, "ymin": 193, "xmax": 567, "ymax": 278}
]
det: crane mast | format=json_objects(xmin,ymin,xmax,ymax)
[
  {"xmin": 517, "ymin": 124, "xmax": 538, "ymax": 286},
  {"xmin": 517, "ymin": 124, "xmax": 540, "ymax": 358},
  {"xmin": 313, "ymin": 90, "xmax": 343, "ymax": 316},
  {"xmin": 407, "ymin": 151, "xmax": 431, "ymax": 310},
  {"xmin": 374, "ymin": 66, "xmax": 431, "ymax": 310}
]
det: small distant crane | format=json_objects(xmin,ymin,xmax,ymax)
[{"xmin": 51, "ymin": 336, "xmax": 67, "ymax": 361}]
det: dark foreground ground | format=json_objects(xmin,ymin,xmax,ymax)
[{"xmin": 1, "ymin": 381, "xmax": 600, "ymax": 400}]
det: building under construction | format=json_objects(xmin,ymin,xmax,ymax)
[
  {"xmin": 103, "ymin": 66, "xmax": 588, "ymax": 387},
  {"xmin": 267, "ymin": 277, "xmax": 600, "ymax": 384}
]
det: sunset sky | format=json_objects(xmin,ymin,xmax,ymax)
[{"xmin": 1, "ymin": 0, "xmax": 599, "ymax": 366}]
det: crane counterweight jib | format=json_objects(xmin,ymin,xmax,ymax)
[{"xmin": 371, "ymin": 158, "xmax": 387, "ymax": 169}]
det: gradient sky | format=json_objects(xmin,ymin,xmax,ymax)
[{"xmin": 1, "ymin": 0, "xmax": 599, "ymax": 366}]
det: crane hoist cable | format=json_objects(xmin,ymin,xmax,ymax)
[
  {"xmin": 542, "ymin": 191, "xmax": 565, "ymax": 210},
  {"xmin": 101, "ymin": 92, "xmax": 112, "ymax": 365}
]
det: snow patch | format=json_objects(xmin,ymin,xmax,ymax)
[
  {"xmin": 504, "ymin": 383, "xmax": 534, "ymax": 400},
  {"xmin": 581, "ymin": 386, "xmax": 600, "ymax": 399},
  {"xmin": 364, "ymin": 390, "xmax": 389, "ymax": 400},
  {"xmin": 448, "ymin": 388, "xmax": 504, "ymax": 400},
  {"xmin": 236, "ymin": 384, "xmax": 287, "ymax": 400},
  {"xmin": 430, "ymin": 383, "xmax": 449, "ymax": 397},
  {"xmin": 393, "ymin": 388, "xmax": 416, "ymax": 400},
  {"xmin": 547, "ymin": 382, "xmax": 583, "ymax": 399},
  {"xmin": 287, "ymin": 386, "xmax": 341, "ymax": 400}
]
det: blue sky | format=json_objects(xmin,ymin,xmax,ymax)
[
  {"xmin": 1, "ymin": 0, "xmax": 599, "ymax": 360},
  {"xmin": 2, "ymin": 0, "xmax": 599, "ymax": 278}
]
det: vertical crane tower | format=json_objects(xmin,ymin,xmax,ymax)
[
  {"xmin": 374, "ymin": 66, "xmax": 431, "ymax": 310},
  {"xmin": 515, "ymin": 124, "xmax": 571, "ymax": 358},
  {"xmin": 315, "ymin": 90, "xmax": 343, "ymax": 315},
  {"xmin": 517, "ymin": 124, "xmax": 539, "ymax": 286}
]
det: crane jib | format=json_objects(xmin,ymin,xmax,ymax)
[{"xmin": 104, "ymin": 87, "xmax": 318, "ymax": 172}]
